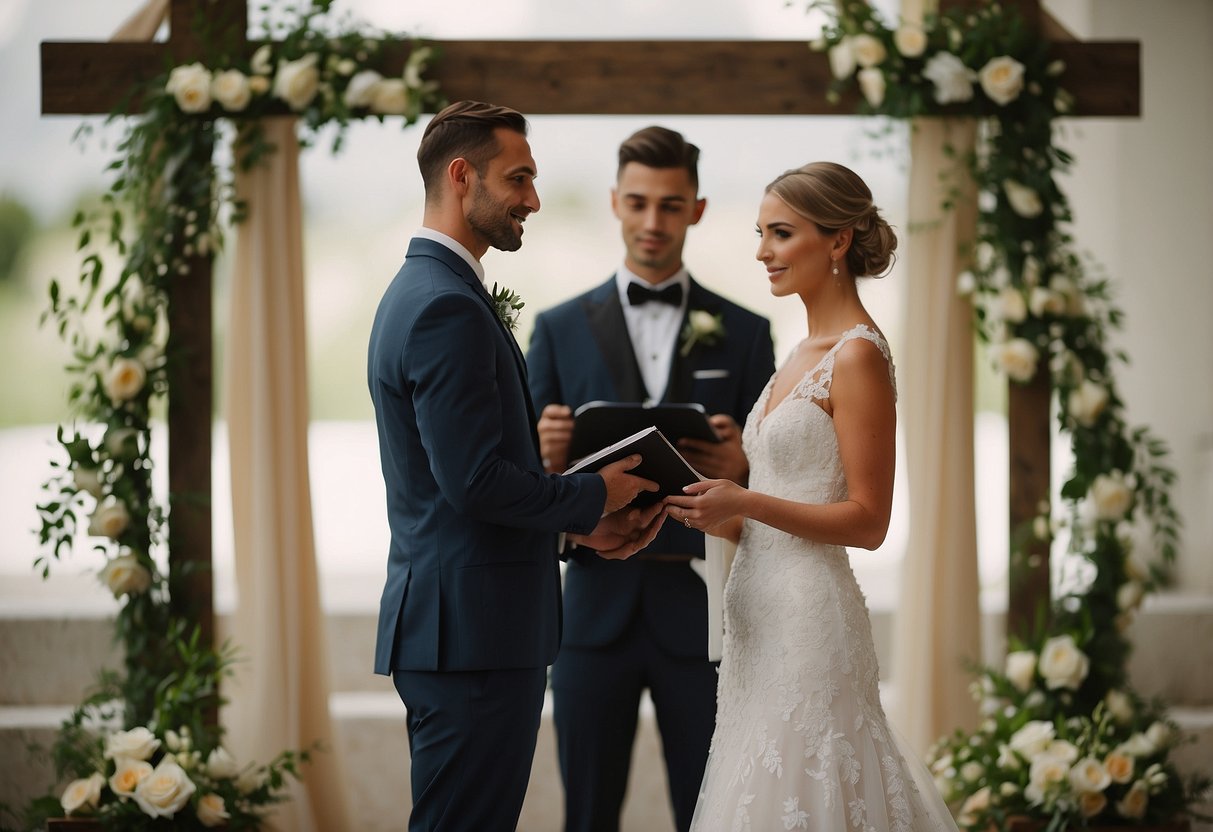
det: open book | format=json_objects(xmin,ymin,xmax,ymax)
[{"xmin": 563, "ymin": 426, "xmax": 703, "ymax": 507}]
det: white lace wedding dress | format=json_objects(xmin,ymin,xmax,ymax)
[{"xmin": 690, "ymin": 324, "xmax": 958, "ymax": 831}]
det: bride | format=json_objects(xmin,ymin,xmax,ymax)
[{"xmin": 666, "ymin": 162, "xmax": 959, "ymax": 831}]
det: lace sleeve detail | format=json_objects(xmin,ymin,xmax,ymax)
[{"xmin": 795, "ymin": 324, "xmax": 897, "ymax": 403}]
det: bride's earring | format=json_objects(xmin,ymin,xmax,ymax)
[{"xmin": 831, "ymin": 259, "xmax": 840, "ymax": 276}]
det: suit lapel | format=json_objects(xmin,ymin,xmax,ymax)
[
  {"xmin": 582, "ymin": 278, "xmax": 647, "ymax": 402},
  {"xmin": 662, "ymin": 278, "xmax": 718, "ymax": 404}
]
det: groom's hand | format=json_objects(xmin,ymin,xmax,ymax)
[
  {"xmin": 570, "ymin": 502, "xmax": 667, "ymax": 560},
  {"xmin": 598, "ymin": 455, "xmax": 659, "ymax": 514}
]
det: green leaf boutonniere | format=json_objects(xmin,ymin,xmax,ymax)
[
  {"xmin": 490, "ymin": 282, "xmax": 524, "ymax": 332},
  {"xmin": 680, "ymin": 309, "xmax": 726, "ymax": 356}
]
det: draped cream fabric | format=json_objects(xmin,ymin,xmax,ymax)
[
  {"xmin": 225, "ymin": 118, "xmax": 351, "ymax": 832},
  {"xmin": 891, "ymin": 118, "xmax": 982, "ymax": 754},
  {"xmin": 110, "ymin": 0, "xmax": 168, "ymax": 41}
]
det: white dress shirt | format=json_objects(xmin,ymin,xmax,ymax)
[
  {"xmin": 616, "ymin": 265, "xmax": 690, "ymax": 404},
  {"xmin": 414, "ymin": 226, "xmax": 486, "ymax": 285}
]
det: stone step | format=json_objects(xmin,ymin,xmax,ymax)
[
  {"xmin": 3, "ymin": 694, "xmax": 1210, "ymax": 832},
  {"xmin": 5, "ymin": 591, "xmax": 1211, "ymax": 708}
]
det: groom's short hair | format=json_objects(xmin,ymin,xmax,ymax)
[
  {"xmin": 617, "ymin": 126, "xmax": 700, "ymax": 189},
  {"xmin": 418, "ymin": 101, "xmax": 529, "ymax": 198}
]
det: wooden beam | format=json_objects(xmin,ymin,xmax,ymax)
[
  {"xmin": 41, "ymin": 39, "xmax": 1141, "ymax": 118},
  {"xmin": 1007, "ymin": 362, "xmax": 1052, "ymax": 642}
]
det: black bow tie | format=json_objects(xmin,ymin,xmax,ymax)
[{"xmin": 627, "ymin": 282, "xmax": 683, "ymax": 307}]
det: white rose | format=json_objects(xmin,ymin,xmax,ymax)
[
  {"xmin": 205, "ymin": 745, "xmax": 240, "ymax": 779},
  {"xmin": 1038, "ymin": 634, "xmax": 1090, "ymax": 690},
  {"xmin": 1079, "ymin": 791, "xmax": 1108, "ymax": 818},
  {"xmin": 828, "ymin": 38, "xmax": 856, "ymax": 79},
  {"xmin": 88, "ymin": 498, "xmax": 131, "ymax": 540},
  {"xmin": 923, "ymin": 51, "xmax": 975, "ymax": 104},
  {"xmin": 73, "ymin": 466, "xmax": 104, "ymax": 498},
  {"xmin": 235, "ymin": 765, "xmax": 268, "ymax": 794},
  {"xmin": 133, "ymin": 760, "xmax": 196, "ymax": 818},
  {"xmin": 1003, "ymin": 179, "xmax": 1044, "ymax": 218},
  {"xmin": 1069, "ymin": 757, "xmax": 1112, "ymax": 793},
  {"xmin": 103, "ymin": 357, "xmax": 147, "ymax": 404},
  {"xmin": 60, "ymin": 772, "xmax": 105, "ymax": 815},
  {"xmin": 688, "ymin": 310, "xmax": 718, "ymax": 336},
  {"xmin": 850, "ymin": 33, "xmax": 887, "ymax": 68},
  {"xmin": 994, "ymin": 338, "xmax": 1039, "ymax": 383},
  {"xmin": 956, "ymin": 270, "xmax": 976, "ymax": 295},
  {"xmin": 998, "ymin": 287, "xmax": 1028, "ymax": 323},
  {"xmin": 103, "ymin": 427, "xmax": 140, "ymax": 460},
  {"xmin": 250, "ymin": 44, "xmax": 273, "ymax": 75},
  {"xmin": 249, "ymin": 75, "xmax": 271, "ymax": 95},
  {"xmin": 1117, "ymin": 580, "xmax": 1145, "ymax": 612},
  {"xmin": 211, "ymin": 69, "xmax": 252, "ymax": 112},
  {"xmin": 1027, "ymin": 753, "xmax": 1070, "ymax": 803},
  {"xmin": 197, "ymin": 793, "xmax": 230, "ymax": 827},
  {"xmin": 1067, "ymin": 380, "xmax": 1109, "ymax": 427},
  {"xmin": 1116, "ymin": 780, "xmax": 1149, "ymax": 819},
  {"xmin": 1009, "ymin": 720, "xmax": 1055, "ymax": 760},
  {"xmin": 1145, "ymin": 721, "xmax": 1174, "ymax": 751},
  {"xmin": 979, "ymin": 55, "xmax": 1026, "ymax": 105},
  {"xmin": 166, "ymin": 63, "xmax": 213, "ymax": 113},
  {"xmin": 856, "ymin": 67, "xmax": 887, "ymax": 107},
  {"xmin": 335, "ymin": 57, "xmax": 356, "ymax": 76},
  {"xmin": 1028, "ymin": 286, "xmax": 1062, "ymax": 317},
  {"xmin": 1105, "ymin": 690, "xmax": 1134, "ymax": 724},
  {"xmin": 1091, "ymin": 471, "xmax": 1133, "ymax": 521},
  {"xmin": 960, "ymin": 761, "xmax": 984, "ymax": 782},
  {"xmin": 1047, "ymin": 740, "xmax": 1080, "ymax": 765},
  {"xmin": 273, "ymin": 53, "xmax": 321, "ymax": 111},
  {"xmin": 1005, "ymin": 650, "xmax": 1037, "ymax": 692},
  {"xmin": 100, "ymin": 552, "xmax": 152, "ymax": 598},
  {"xmin": 370, "ymin": 78, "xmax": 409, "ymax": 115},
  {"xmin": 343, "ymin": 69, "xmax": 383, "ymax": 108},
  {"xmin": 404, "ymin": 45, "xmax": 434, "ymax": 89},
  {"xmin": 894, "ymin": 24, "xmax": 927, "ymax": 58},
  {"xmin": 104, "ymin": 726, "xmax": 160, "ymax": 761},
  {"xmin": 110, "ymin": 757, "xmax": 153, "ymax": 797},
  {"xmin": 957, "ymin": 785, "xmax": 990, "ymax": 824}
]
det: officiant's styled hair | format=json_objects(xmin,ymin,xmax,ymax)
[
  {"xmin": 418, "ymin": 100, "xmax": 529, "ymax": 197},
  {"xmin": 766, "ymin": 162, "xmax": 898, "ymax": 279},
  {"xmin": 617, "ymin": 126, "xmax": 700, "ymax": 189}
]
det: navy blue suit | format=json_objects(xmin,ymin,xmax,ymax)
[
  {"xmin": 528, "ymin": 277, "xmax": 775, "ymax": 832},
  {"xmin": 369, "ymin": 237, "xmax": 607, "ymax": 831}
]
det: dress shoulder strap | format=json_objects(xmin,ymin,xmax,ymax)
[{"xmin": 797, "ymin": 323, "xmax": 897, "ymax": 402}]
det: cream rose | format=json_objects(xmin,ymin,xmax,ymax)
[
  {"xmin": 957, "ymin": 785, "xmax": 990, "ymax": 825},
  {"xmin": 857, "ymin": 67, "xmax": 887, "ymax": 107},
  {"xmin": 1068, "ymin": 379, "xmax": 1109, "ymax": 427},
  {"xmin": 1091, "ymin": 471, "xmax": 1133, "ymax": 521},
  {"xmin": 1005, "ymin": 650, "xmax": 1037, "ymax": 692},
  {"xmin": 1117, "ymin": 580, "xmax": 1145, "ymax": 612},
  {"xmin": 73, "ymin": 466, "xmax": 104, "ymax": 498},
  {"xmin": 370, "ymin": 78, "xmax": 409, "ymax": 115},
  {"xmin": 1105, "ymin": 689, "xmax": 1134, "ymax": 724},
  {"xmin": 88, "ymin": 498, "xmax": 131, "ymax": 540},
  {"xmin": 236, "ymin": 765, "xmax": 268, "ymax": 794},
  {"xmin": 1116, "ymin": 780, "xmax": 1149, "ymax": 819},
  {"xmin": 60, "ymin": 773, "xmax": 105, "ymax": 815},
  {"xmin": 960, "ymin": 761, "xmax": 985, "ymax": 782},
  {"xmin": 1069, "ymin": 757, "xmax": 1112, "ymax": 793},
  {"xmin": 850, "ymin": 34, "xmax": 887, "ymax": 68},
  {"xmin": 133, "ymin": 760, "xmax": 196, "ymax": 818},
  {"xmin": 110, "ymin": 758, "xmax": 153, "ymax": 797},
  {"xmin": 104, "ymin": 726, "xmax": 160, "ymax": 761},
  {"xmin": 103, "ymin": 356, "xmax": 147, "ymax": 404},
  {"xmin": 1119, "ymin": 732, "xmax": 1155, "ymax": 757},
  {"xmin": 828, "ymin": 38, "xmax": 856, "ymax": 79},
  {"xmin": 894, "ymin": 24, "xmax": 927, "ymax": 58},
  {"xmin": 100, "ymin": 552, "xmax": 152, "ymax": 598},
  {"xmin": 998, "ymin": 287, "xmax": 1028, "ymax": 323},
  {"xmin": 211, "ymin": 69, "xmax": 252, "ymax": 112},
  {"xmin": 249, "ymin": 75, "xmax": 271, "ymax": 95},
  {"xmin": 1029, "ymin": 286, "xmax": 1065, "ymax": 317},
  {"xmin": 1145, "ymin": 721, "xmax": 1174, "ymax": 751},
  {"xmin": 1026, "ymin": 753, "xmax": 1070, "ymax": 804},
  {"xmin": 404, "ymin": 45, "xmax": 434, "ymax": 89},
  {"xmin": 1104, "ymin": 751, "xmax": 1134, "ymax": 784},
  {"xmin": 1003, "ymin": 179, "xmax": 1044, "ymax": 218},
  {"xmin": 994, "ymin": 338, "xmax": 1039, "ymax": 383},
  {"xmin": 343, "ymin": 69, "xmax": 383, "ymax": 108},
  {"xmin": 206, "ymin": 746, "xmax": 240, "ymax": 779},
  {"xmin": 273, "ymin": 53, "xmax": 321, "ymax": 111},
  {"xmin": 923, "ymin": 51, "xmax": 975, "ymax": 104},
  {"xmin": 979, "ymin": 55, "xmax": 1026, "ymax": 105},
  {"xmin": 103, "ymin": 427, "xmax": 140, "ymax": 460},
  {"xmin": 198, "ymin": 793, "xmax": 230, "ymax": 827},
  {"xmin": 1038, "ymin": 634, "xmax": 1090, "ymax": 690},
  {"xmin": 1079, "ymin": 790, "xmax": 1108, "ymax": 818},
  {"xmin": 166, "ymin": 63, "xmax": 213, "ymax": 113},
  {"xmin": 1009, "ymin": 720, "xmax": 1054, "ymax": 760},
  {"xmin": 250, "ymin": 44, "xmax": 273, "ymax": 75}
]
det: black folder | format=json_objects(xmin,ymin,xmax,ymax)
[
  {"xmin": 567, "ymin": 401, "xmax": 718, "ymax": 464},
  {"xmin": 563, "ymin": 426, "xmax": 702, "ymax": 507}
]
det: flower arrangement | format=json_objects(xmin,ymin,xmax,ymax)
[
  {"xmin": 809, "ymin": 1, "xmax": 1206, "ymax": 827},
  {"xmin": 25, "ymin": 2, "xmax": 443, "ymax": 828},
  {"xmin": 679, "ymin": 309, "xmax": 726, "ymax": 356}
]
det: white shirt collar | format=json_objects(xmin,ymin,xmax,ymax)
[
  {"xmin": 414, "ymin": 227, "xmax": 486, "ymax": 284},
  {"xmin": 614, "ymin": 264, "xmax": 690, "ymax": 307}
]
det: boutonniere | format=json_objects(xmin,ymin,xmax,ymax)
[
  {"xmin": 680, "ymin": 309, "xmax": 726, "ymax": 356},
  {"xmin": 490, "ymin": 282, "xmax": 524, "ymax": 332}
]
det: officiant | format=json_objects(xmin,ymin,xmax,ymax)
[{"xmin": 527, "ymin": 126, "xmax": 775, "ymax": 832}]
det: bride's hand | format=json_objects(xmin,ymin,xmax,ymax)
[{"xmin": 664, "ymin": 479, "xmax": 746, "ymax": 533}]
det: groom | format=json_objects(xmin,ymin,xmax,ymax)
[{"xmin": 367, "ymin": 100, "xmax": 664, "ymax": 832}]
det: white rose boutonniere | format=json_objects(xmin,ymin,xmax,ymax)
[
  {"xmin": 680, "ymin": 309, "xmax": 726, "ymax": 357},
  {"xmin": 490, "ymin": 283, "xmax": 524, "ymax": 332}
]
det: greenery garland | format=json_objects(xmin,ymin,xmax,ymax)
[
  {"xmin": 810, "ymin": 1, "xmax": 1205, "ymax": 828},
  {"xmin": 21, "ymin": 1, "xmax": 443, "ymax": 829}
]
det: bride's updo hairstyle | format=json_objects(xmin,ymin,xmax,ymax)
[{"xmin": 765, "ymin": 161, "xmax": 897, "ymax": 279}]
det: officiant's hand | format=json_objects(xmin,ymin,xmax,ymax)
[
  {"xmin": 678, "ymin": 414, "xmax": 749, "ymax": 483},
  {"xmin": 570, "ymin": 501, "xmax": 667, "ymax": 560},
  {"xmin": 537, "ymin": 404, "xmax": 574, "ymax": 473},
  {"xmin": 598, "ymin": 455, "xmax": 660, "ymax": 514}
]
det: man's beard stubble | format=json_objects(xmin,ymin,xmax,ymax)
[{"xmin": 468, "ymin": 181, "xmax": 523, "ymax": 252}]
